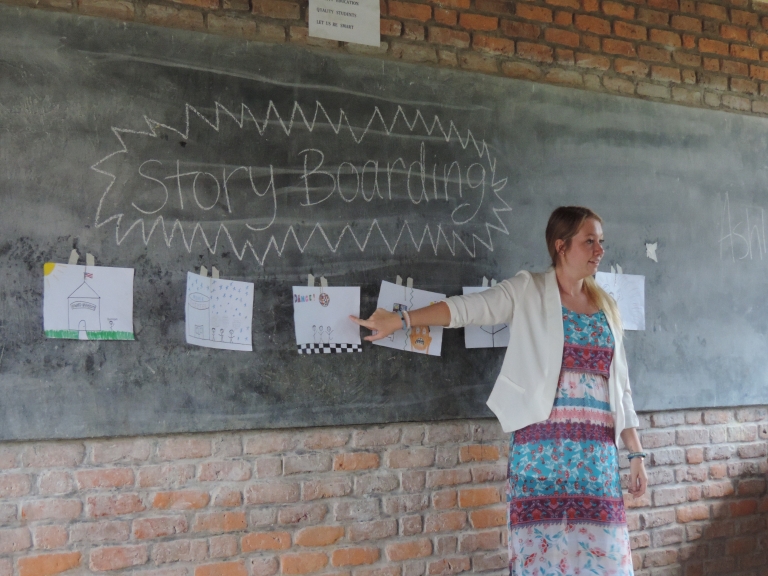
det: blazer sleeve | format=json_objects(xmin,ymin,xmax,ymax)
[
  {"xmin": 442, "ymin": 271, "xmax": 530, "ymax": 329},
  {"xmin": 622, "ymin": 376, "xmax": 640, "ymax": 429}
]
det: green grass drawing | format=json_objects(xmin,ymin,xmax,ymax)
[{"xmin": 45, "ymin": 330, "xmax": 134, "ymax": 341}]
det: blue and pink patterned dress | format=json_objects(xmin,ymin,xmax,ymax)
[{"xmin": 507, "ymin": 307, "xmax": 633, "ymax": 576}]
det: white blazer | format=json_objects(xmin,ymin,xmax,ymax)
[{"xmin": 444, "ymin": 268, "xmax": 639, "ymax": 443}]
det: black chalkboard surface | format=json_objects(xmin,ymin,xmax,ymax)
[{"xmin": 0, "ymin": 6, "xmax": 766, "ymax": 441}]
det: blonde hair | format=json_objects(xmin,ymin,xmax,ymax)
[{"xmin": 545, "ymin": 206, "xmax": 622, "ymax": 333}]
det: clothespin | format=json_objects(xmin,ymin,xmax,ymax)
[
  {"xmin": 616, "ymin": 264, "xmax": 623, "ymax": 275},
  {"xmin": 406, "ymin": 277, "xmax": 413, "ymax": 289},
  {"xmin": 320, "ymin": 277, "xmax": 328, "ymax": 287},
  {"xmin": 68, "ymin": 249, "xmax": 79, "ymax": 265},
  {"xmin": 307, "ymin": 274, "xmax": 315, "ymax": 287},
  {"xmin": 395, "ymin": 275, "xmax": 402, "ymax": 286},
  {"xmin": 482, "ymin": 277, "xmax": 488, "ymax": 288},
  {"xmin": 200, "ymin": 266, "xmax": 208, "ymax": 277},
  {"xmin": 86, "ymin": 253, "xmax": 95, "ymax": 266},
  {"xmin": 212, "ymin": 266, "xmax": 220, "ymax": 279},
  {"xmin": 491, "ymin": 278, "xmax": 497, "ymax": 286}
]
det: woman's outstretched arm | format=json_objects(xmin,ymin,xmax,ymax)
[
  {"xmin": 620, "ymin": 427, "xmax": 648, "ymax": 498},
  {"xmin": 350, "ymin": 301, "xmax": 451, "ymax": 342}
]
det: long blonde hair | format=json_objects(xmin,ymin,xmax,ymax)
[{"xmin": 545, "ymin": 206, "xmax": 622, "ymax": 333}]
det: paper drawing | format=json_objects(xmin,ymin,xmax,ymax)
[
  {"xmin": 186, "ymin": 272, "xmax": 254, "ymax": 351},
  {"xmin": 293, "ymin": 286, "xmax": 362, "ymax": 354},
  {"xmin": 462, "ymin": 287, "xmax": 510, "ymax": 349},
  {"xmin": 373, "ymin": 281, "xmax": 445, "ymax": 356},
  {"xmin": 595, "ymin": 271, "xmax": 645, "ymax": 331},
  {"xmin": 43, "ymin": 263, "xmax": 135, "ymax": 340}
]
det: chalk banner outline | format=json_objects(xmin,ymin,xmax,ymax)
[{"xmin": 92, "ymin": 101, "xmax": 513, "ymax": 264}]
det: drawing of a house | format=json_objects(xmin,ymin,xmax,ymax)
[{"xmin": 68, "ymin": 280, "xmax": 101, "ymax": 333}]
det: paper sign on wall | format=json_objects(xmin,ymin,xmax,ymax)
[
  {"xmin": 462, "ymin": 287, "xmax": 510, "ymax": 349},
  {"xmin": 186, "ymin": 272, "xmax": 254, "ymax": 351},
  {"xmin": 43, "ymin": 263, "xmax": 135, "ymax": 340},
  {"xmin": 373, "ymin": 281, "xmax": 445, "ymax": 356},
  {"xmin": 595, "ymin": 271, "xmax": 646, "ymax": 331},
  {"xmin": 308, "ymin": 0, "xmax": 380, "ymax": 46},
  {"xmin": 293, "ymin": 286, "xmax": 362, "ymax": 354}
]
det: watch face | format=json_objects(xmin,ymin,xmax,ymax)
[{"xmin": 319, "ymin": 292, "xmax": 330, "ymax": 307}]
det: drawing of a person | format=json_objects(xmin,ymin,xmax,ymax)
[
  {"xmin": 229, "ymin": 330, "xmax": 234, "ymax": 343},
  {"xmin": 211, "ymin": 328, "xmax": 216, "ymax": 341},
  {"xmin": 318, "ymin": 326, "xmax": 325, "ymax": 344},
  {"xmin": 219, "ymin": 328, "xmax": 224, "ymax": 342},
  {"xmin": 312, "ymin": 325, "xmax": 319, "ymax": 343},
  {"xmin": 324, "ymin": 327, "xmax": 333, "ymax": 344}
]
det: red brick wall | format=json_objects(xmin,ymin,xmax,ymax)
[
  {"xmin": 0, "ymin": 409, "xmax": 766, "ymax": 576},
  {"xmin": 6, "ymin": 0, "xmax": 768, "ymax": 115}
]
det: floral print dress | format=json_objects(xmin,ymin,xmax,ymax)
[{"xmin": 506, "ymin": 307, "xmax": 633, "ymax": 576}]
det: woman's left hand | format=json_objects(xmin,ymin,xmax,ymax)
[{"xmin": 628, "ymin": 457, "xmax": 648, "ymax": 498}]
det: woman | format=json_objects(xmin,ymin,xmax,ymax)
[{"xmin": 352, "ymin": 206, "xmax": 647, "ymax": 575}]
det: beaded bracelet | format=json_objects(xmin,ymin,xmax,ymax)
[
  {"xmin": 402, "ymin": 309, "xmax": 412, "ymax": 329},
  {"xmin": 396, "ymin": 310, "xmax": 407, "ymax": 331},
  {"xmin": 627, "ymin": 452, "xmax": 647, "ymax": 461}
]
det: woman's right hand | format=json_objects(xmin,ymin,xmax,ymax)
[{"xmin": 350, "ymin": 308, "xmax": 402, "ymax": 342}]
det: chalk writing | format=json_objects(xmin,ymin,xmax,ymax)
[
  {"xmin": 719, "ymin": 192, "xmax": 766, "ymax": 262},
  {"xmin": 93, "ymin": 101, "xmax": 511, "ymax": 265}
]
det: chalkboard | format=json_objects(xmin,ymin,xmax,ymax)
[{"xmin": 0, "ymin": 6, "xmax": 766, "ymax": 441}]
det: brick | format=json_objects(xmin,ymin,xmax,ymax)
[
  {"xmin": 246, "ymin": 482, "xmax": 300, "ymax": 505},
  {"xmin": 603, "ymin": 1, "xmax": 634, "ymax": 19},
  {"xmin": 731, "ymin": 78, "xmax": 758, "ymax": 94},
  {"xmin": 649, "ymin": 29, "xmax": 680, "ymax": 48},
  {"xmin": 471, "ymin": 464, "xmax": 506, "ymax": 484},
  {"xmin": 331, "ymin": 547, "xmax": 379, "ymax": 566},
  {"xmin": 208, "ymin": 534, "xmax": 238, "ymax": 558},
  {"xmin": 244, "ymin": 431, "xmax": 297, "ymax": 455},
  {"xmin": 389, "ymin": 0, "xmax": 432, "ymax": 21},
  {"xmin": 387, "ymin": 448, "xmax": 435, "ymax": 469},
  {"xmin": 32, "ymin": 526, "xmax": 67, "ymax": 550},
  {"xmin": 278, "ymin": 503, "xmax": 327, "ymax": 525},
  {"xmin": 652, "ymin": 65, "xmax": 681, "ymax": 82},
  {"xmin": 575, "ymin": 14, "xmax": 611, "ymax": 35},
  {"xmin": 671, "ymin": 15, "xmax": 701, "ymax": 32},
  {"xmin": 699, "ymin": 38, "xmax": 729, "ymax": 56},
  {"xmin": 137, "ymin": 464, "xmax": 195, "ymax": 488},
  {"xmin": 501, "ymin": 20, "xmax": 541, "ymax": 40},
  {"xmin": 732, "ymin": 45, "xmax": 760, "ymax": 61},
  {"xmin": 199, "ymin": 461, "xmax": 251, "ymax": 482},
  {"xmin": 705, "ymin": 445, "xmax": 735, "ymax": 460},
  {"xmin": 251, "ymin": 0, "xmax": 300, "ymax": 18},
  {"xmin": 630, "ymin": 532, "xmax": 651, "ymax": 548},
  {"xmin": 735, "ymin": 408, "xmax": 768, "ymax": 422},
  {"xmin": 475, "ymin": 0, "xmax": 513, "ymax": 15},
  {"xmin": 434, "ymin": 8, "xmax": 457, "ymax": 25},
  {"xmin": 433, "ymin": 489, "xmax": 458, "ymax": 509},
  {"xmin": 76, "ymin": 468, "xmax": 135, "ymax": 490},
  {"xmin": 335, "ymin": 499, "xmax": 381, "ymax": 521},
  {"xmin": 427, "ymin": 557, "xmax": 470, "ymax": 574},
  {"xmin": 720, "ymin": 24, "xmax": 748, "ymax": 43},
  {"xmin": 648, "ymin": 0, "xmax": 677, "ymax": 9},
  {"xmin": 426, "ymin": 469, "xmax": 472, "ymax": 488},
  {"xmin": 280, "ymin": 552, "xmax": 328, "ymax": 574},
  {"xmin": 353, "ymin": 427, "xmax": 400, "ymax": 447},
  {"xmin": 709, "ymin": 425, "xmax": 727, "ymax": 443},
  {"xmin": 212, "ymin": 436, "xmax": 241, "ymax": 458},
  {"xmin": 547, "ymin": 0, "xmax": 580, "ymax": 8},
  {"xmin": 22, "ymin": 499, "xmax": 82, "ymax": 521},
  {"xmin": 459, "ymin": 13, "xmax": 498, "ymax": 30},
  {"xmin": 502, "ymin": 61, "xmax": 543, "ymax": 80},
  {"xmin": 576, "ymin": 53, "xmax": 611, "ymax": 69},
  {"xmin": 651, "ymin": 412, "xmax": 685, "ymax": 427},
  {"xmin": 18, "ymin": 552, "xmax": 81, "ymax": 576},
  {"xmin": 248, "ymin": 557, "xmax": 279, "ymax": 576},
  {"xmin": 604, "ymin": 38, "xmax": 636, "ymax": 56},
  {"xmin": 195, "ymin": 561, "xmax": 248, "ymax": 576},
  {"xmin": 615, "ymin": 21, "xmax": 647, "ymax": 40},
  {"xmin": 703, "ymin": 58, "xmax": 719, "ymax": 71},
  {"xmin": 242, "ymin": 531, "xmax": 292, "ymax": 551},
  {"xmin": 352, "ymin": 473, "xmax": 398, "ymax": 496},
  {"xmin": 70, "ymin": 521, "xmax": 130, "ymax": 543},
  {"xmin": 151, "ymin": 539, "xmax": 207, "ymax": 564},
  {"xmin": 192, "ymin": 511, "xmax": 247, "ymax": 533},
  {"xmin": 284, "ymin": 454, "xmax": 332, "ymax": 475},
  {"xmin": 0, "ymin": 473, "xmax": 31, "ymax": 498},
  {"xmin": 461, "ymin": 50, "xmax": 501, "ymax": 72},
  {"xmin": 425, "ymin": 510, "xmax": 467, "ymax": 533},
  {"xmin": 730, "ymin": 499, "xmax": 758, "ymax": 517},
  {"xmin": 427, "ymin": 27, "xmax": 470, "ymax": 47},
  {"xmin": 0, "ymin": 528, "xmax": 31, "ymax": 554},
  {"xmin": 544, "ymin": 28, "xmax": 580, "ymax": 47},
  {"xmin": 212, "ymin": 487, "xmax": 242, "ymax": 508},
  {"xmin": 472, "ymin": 552, "xmax": 506, "ymax": 571},
  {"xmin": 90, "ymin": 545, "xmax": 148, "ymax": 571},
  {"xmin": 751, "ymin": 65, "xmax": 768, "ymax": 81},
  {"xmin": 676, "ymin": 428, "xmax": 708, "ymax": 445},
  {"xmin": 516, "ymin": 4, "xmax": 553, "ymax": 22},
  {"xmin": 435, "ymin": 535, "xmax": 457, "ymax": 554},
  {"xmin": 704, "ymin": 410, "xmax": 731, "ymax": 425},
  {"xmin": 644, "ymin": 549, "xmax": 677, "ymax": 568},
  {"xmin": 517, "ymin": 42, "xmax": 554, "ymax": 62},
  {"xmin": 0, "ymin": 447, "xmax": 19, "ymax": 470},
  {"xmin": 153, "ymin": 490, "xmax": 209, "ymax": 510},
  {"xmin": 91, "ymin": 440, "xmax": 152, "ymax": 464},
  {"xmin": 554, "ymin": 10, "xmax": 573, "ymax": 25},
  {"xmin": 133, "ymin": 516, "xmax": 188, "ymax": 540},
  {"xmin": 469, "ymin": 507, "xmax": 507, "ymax": 530},
  {"xmin": 381, "ymin": 18, "xmax": 403, "ymax": 36},
  {"xmin": 473, "ymin": 35, "xmax": 515, "ymax": 55},
  {"xmin": 302, "ymin": 430, "xmax": 349, "ymax": 450},
  {"xmin": 638, "ymin": 44, "xmax": 671, "ymax": 62},
  {"xmin": 348, "ymin": 519, "xmax": 397, "ymax": 542},
  {"xmin": 302, "ymin": 477, "xmax": 352, "ymax": 501},
  {"xmin": 387, "ymin": 538, "xmax": 432, "ymax": 561},
  {"xmin": 22, "ymin": 443, "xmax": 84, "ymax": 468},
  {"xmin": 738, "ymin": 442, "xmax": 767, "ymax": 458},
  {"xmin": 400, "ymin": 515, "xmax": 423, "ymax": 536},
  {"xmin": 458, "ymin": 530, "xmax": 501, "ymax": 552},
  {"xmin": 458, "ymin": 486, "xmax": 500, "ymax": 507},
  {"xmin": 171, "ymin": 0, "xmax": 218, "ymax": 8},
  {"xmin": 737, "ymin": 478, "xmax": 766, "ymax": 496},
  {"xmin": 697, "ymin": 2, "xmax": 727, "ymax": 20},
  {"xmin": 638, "ymin": 8, "xmax": 669, "ymax": 25},
  {"xmin": 702, "ymin": 480, "xmax": 735, "ymax": 498}
]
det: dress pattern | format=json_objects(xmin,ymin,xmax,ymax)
[{"xmin": 507, "ymin": 308, "xmax": 633, "ymax": 576}]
